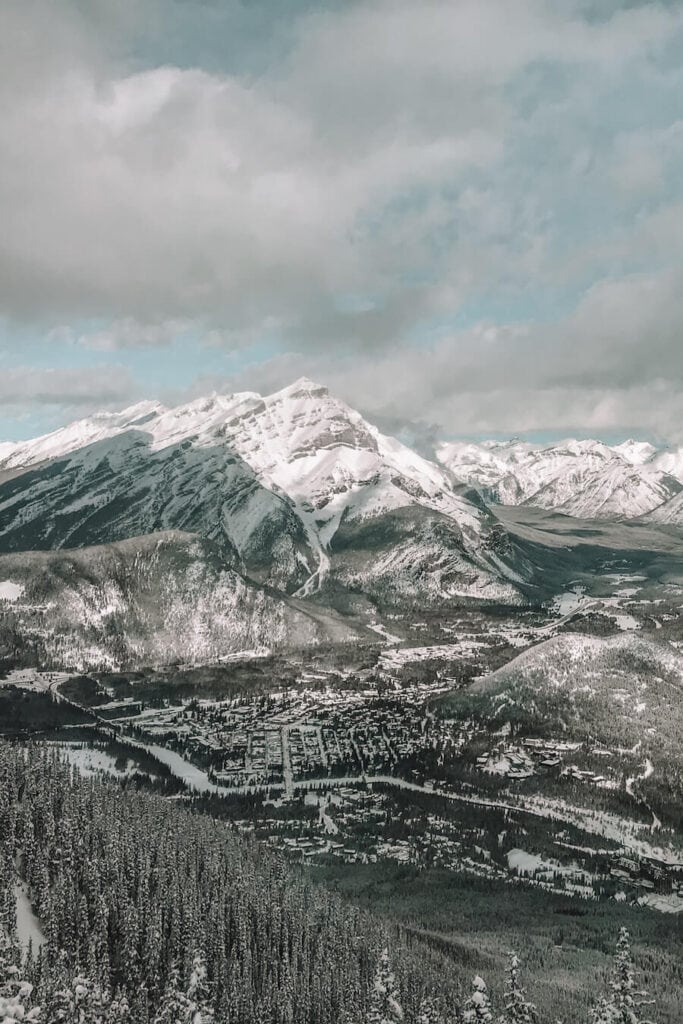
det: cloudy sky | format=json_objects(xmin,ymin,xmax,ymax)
[{"xmin": 2, "ymin": 0, "xmax": 682, "ymax": 445}]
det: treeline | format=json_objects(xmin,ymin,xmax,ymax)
[{"xmin": 0, "ymin": 742, "xmax": 665, "ymax": 1023}]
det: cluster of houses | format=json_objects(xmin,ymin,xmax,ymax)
[
  {"xmin": 561, "ymin": 765, "xmax": 613, "ymax": 787},
  {"xmin": 247, "ymin": 729, "xmax": 284, "ymax": 777},
  {"xmin": 474, "ymin": 737, "xmax": 620, "ymax": 787},
  {"xmin": 172, "ymin": 686, "xmax": 452, "ymax": 788},
  {"xmin": 115, "ymin": 682, "xmax": 683, "ymax": 906},
  {"xmin": 289, "ymin": 726, "xmax": 326, "ymax": 776},
  {"xmin": 476, "ymin": 745, "xmax": 535, "ymax": 779},
  {"xmin": 609, "ymin": 853, "xmax": 683, "ymax": 895}
]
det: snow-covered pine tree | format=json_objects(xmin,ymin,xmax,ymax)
[
  {"xmin": 186, "ymin": 952, "xmax": 214, "ymax": 1024},
  {"xmin": 366, "ymin": 948, "xmax": 404, "ymax": 1024},
  {"xmin": 46, "ymin": 973, "xmax": 114, "ymax": 1024},
  {"xmin": 462, "ymin": 976, "xmax": 493, "ymax": 1024},
  {"xmin": 0, "ymin": 927, "xmax": 42, "ymax": 1024},
  {"xmin": 152, "ymin": 964, "xmax": 194, "ymax": 1024},
  {"xmin": 415, "ymin": 993, "xmax": 445, "ymax": 1024},
  {"xmin": 500, "ymin": 953, "xmax": 538, "ymax": 1024},
  {"xmin": 589, "ymin": 999, "xmax": 617, "ymax": 1024},
  {"xmin": 106, "ymin": 992, "xmax": 130, "ymax": 1024},
  {"xmin": 589, "ymin": 928, "xmax": 656, "ymax": 1024}
]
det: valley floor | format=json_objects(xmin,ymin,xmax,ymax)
[{"xmin": 3, "ymin": 553, "xmax": 683, "ymax": 1019}]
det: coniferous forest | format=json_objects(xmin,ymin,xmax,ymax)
[{"xmin": 0, "ymin": 741, "xmax": 668, "ymax": 1023}]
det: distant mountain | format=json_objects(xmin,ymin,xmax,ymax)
[
  {"xmin": 646, "ymin": 489, "xmax": 683, "ymax": 525},
  {"xmin": 437, "ymin": 438, "xmax": 683, "ymax": 520}
]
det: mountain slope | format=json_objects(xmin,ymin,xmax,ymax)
[
  {"xmin": 328, "ymin": 504, "xmax": 528, "ymax": 606},
  {"xmin": 646, "ymin": 489, "xmax": 683, "ymax": 525},
  {"xmin": 437, "ymin": 438, "xmax": 682, "ymax": 519},
  {"xmin": 438, "ymin": 632, "xmax": 683, "ymax": 772},
  {"xmin": 0, "ymin": 531, "xmax": 358, "ymax": 670},
  {"xmin": 0, "ymin": 428, "xmax": 313, "ymax": 592},
  {"xmin": 0, "ymin": 379, "xmax": 526, "ymax": 605}
]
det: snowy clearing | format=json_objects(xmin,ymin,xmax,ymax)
[
  {"xmin": 0, "ymin": 580, "xmax": 24, "ymax": 601},
  {"xmin": 13, "ymin": 879, "xmax": 46, "ymax": 951}
]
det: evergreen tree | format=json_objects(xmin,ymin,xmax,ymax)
[
  {"xmin": 462, "ymin": 976, "xmax": 493, "ymax": 1024},
  {"xmin": 186, "ymin": 952, "xmax": 214, "ymax": 1024},
  {"xmin": 500, "ymin": 953, "xmax": 537, "ymax": 1024},
  {"xmin": 44, "ymin": 973, "xmax": 112, "ymax": 1024},
  {"xmin": 590, "ymin": 1001, "xmax": 617, "ymax": 1024},
  {"xmin": 0, "ymin": 929, "xmax": 42, "ymax": 1023},
  {"xmin": 589, "ymin": 929, "xmax": 656, "ymax": 1024},
  {"xmin": 366, "ymin": 949, "xmax": 404, "ymax": 1024},
  {"xmin": 106, "ymin": 992, "xmax": 130, "ymax": 1024},
  {"xmin": 75, "ymin": 975, "xmax": 112, "ymax": 1024},
  {"xmin": 152, "ymin": 964, "xmax": 193, "ymax": 1024},
  {"xmin": 415, "ymin": 994, "xmax": 445, "ymax": 1024}
]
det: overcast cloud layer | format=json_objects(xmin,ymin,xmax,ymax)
[{"xmin": 1, "ymin": 0, "xmax": 682, "ymax": 442}]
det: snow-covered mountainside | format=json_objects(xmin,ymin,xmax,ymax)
[
  {"xmin": 646, "ymin": 489, "xmax": 683, "ymax": 525},
  {"xmin": 0, "ymin": 532, "xmax": 358, "ymax": 670},
  {"xmin": 437, "ymin": 438, "xmax": 683, "ymax": 520},
  {"xmin": 0, "ymin": 379, "xmax": 524, "ymax": 606},
  {"xmin": 439, "ymin": 632, "xmax": 683, "ymax": 770},
  {"xmin": 328, "ymin": 505, "xmax": 528, "ymax": 607}
]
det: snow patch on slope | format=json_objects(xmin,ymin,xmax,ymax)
[{"xmin": 0, "ymin": 580, "xmax": 24, "ymax": 601}]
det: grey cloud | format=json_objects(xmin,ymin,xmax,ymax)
[
  {"xmin": 1, "ymin": 0, "xmax": 682, "ymax": 444},
  {"xmin": 0, "ymin": 366, "xmax": 137, "ymax": 407},
  {"xmin": 324, "ymin": 363, "xmax": 683, "ymax": 446},
  {"xmin": 173, "ymin": 264, "xmax": 683, "ymax": 441},
  {"xmin": 70, "ymin": 318, "xmax": 194, "ymax": 351},
  {"xmin": 1, "ymin": 0, "xmax": 680, "ymax": 347},
  {"xmin": 370, "ymin": 416, "xmax": 443, "ymax": 461},
  {"xmin": 164, "ymin": 352, "xmax": 308, "ymax": 407}
]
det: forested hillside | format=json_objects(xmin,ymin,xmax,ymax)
[
  {"xmin": 0, "ymin": 743, "xmax": 670, "ymax": 1023},
  {"xmin": 437, "ymin": 632, "xmax": 683, "ymax": 825}
]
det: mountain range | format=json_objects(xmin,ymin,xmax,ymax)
[
  {"xmin": 437, "ymin": 437, "xmax": 683, "ymax": 520},
  {"xmin": 0, "ymin": 379, "xmax": 528, "ymax": 667},
  {"xmin": 1, "ymin": 377, "xmax": 681, "ymax": 669}
]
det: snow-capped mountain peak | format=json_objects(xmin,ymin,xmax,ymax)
[
  {"xmin": 270, "ymin": 376, "xmax": 328, "ymax": 399},
  {"xmin": 612, "ymin": 439, "xmax": 659, "ymax": 465},
  {"xmin": 0, "ymin": 380, "xmax": 523, "ymax": 604},
  {"xmin": 0, "ymin": 400, "xmax": 168, "ymax": 472},
  {"xmin": 437, "ymin": 436, "xmax": 683, "ymax": 520},
  {"xmin": 4, "ymin": 391, "xmax": 683, "ymax": 528}
]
